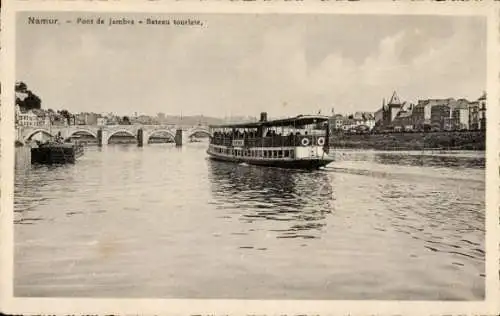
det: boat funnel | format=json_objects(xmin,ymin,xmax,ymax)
[{"xmin": 260, "ymin": 112, "xmax": 267, "ymax": 122}]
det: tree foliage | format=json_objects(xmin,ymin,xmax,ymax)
[
  {"xmin": 58, "ymin": 109, "xmax": 72, "ymax": 125},
  {"xmin": 121, "ymin": 116, "xmax": 131, "ymax": 125},
  {"xmin": 15, "ymin": 81, "xmax": 42, "ymax": 111}
]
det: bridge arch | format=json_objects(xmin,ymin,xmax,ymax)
[
  {"xmin": 187, "ymin": 128, "xmax": 212, "ymax": 138},
  {"xmin": 24, "ymin": 129, "xmax": 53, "ymax": 141},
  {"xmin": 67, "ymin": 129, "xmax": 98, "ymax": 139},
  {"xmin": 106, "ymin": 129, "xmax": 137, "ymax": 144},
  {"xmin": 146, "ymin": 129, "xmax": 176, "ymax": 143}
]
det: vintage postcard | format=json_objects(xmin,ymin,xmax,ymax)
[{"xmin": 1, "ymin": 1, "xmax": 499, "ymax": 315}]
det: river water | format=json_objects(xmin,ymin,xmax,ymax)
[{"xmin": 14, "ymin": 143, "xmax": 485, "ymax": 300}]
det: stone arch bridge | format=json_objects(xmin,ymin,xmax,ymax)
[{"xmin": 16, "ymin": 125, "xmax": 212, "ymax": 146}]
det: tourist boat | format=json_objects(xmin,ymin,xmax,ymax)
[{"xmin": 207, "ymin": 112, "xmax": 334, "ymax": 169}]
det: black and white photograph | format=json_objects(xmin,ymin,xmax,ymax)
[{"xmin": 1, "ymin": 2, "xmax": 499, "ymax": 315}]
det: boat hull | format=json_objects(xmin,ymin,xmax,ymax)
[
  {"xmin": 207, "ymin": 151, "xmax": 333, "ymax": 170},
  {"xmin": 31, "ymin": 143, "xmax": 84, "ymax": 164}
]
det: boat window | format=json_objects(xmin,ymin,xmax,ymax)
[
  {"xmin": 284, "ymin": 150, "xmax": 289, "ymax": 158},
  {"xmin": 278, "ymin": 150, "xmax": 283, "ymax": 158}
]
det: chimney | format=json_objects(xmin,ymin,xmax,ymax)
[{"xmin": 260, "ymin": 112, "xmax": 267, "ymax": 122}]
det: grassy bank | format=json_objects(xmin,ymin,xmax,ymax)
[{"xmin": 330, "ymin": 131, "xmax": 485, "ymax": 151}]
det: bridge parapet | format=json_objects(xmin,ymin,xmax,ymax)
[{"xmin": 17, "ymin": 124, "xmax": 210, "ymax": 146}]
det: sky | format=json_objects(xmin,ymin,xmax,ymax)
[{"xmin": 16, "ymin": 12, "xmax": 486, "ymax": 118}]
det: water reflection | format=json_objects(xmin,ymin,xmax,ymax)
[
  {"xmin": 208, "ymin": 160, "xmax": 335, "ymax": 239},
  {"xmin": 14, "ymin": 145, "xmax": 485, "ymax": 299}
]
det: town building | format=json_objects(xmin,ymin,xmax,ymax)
[
  {"xmin": 341, "ymin": 118, "xmax": 357, "ymax": 131},
  {"xmin": 468, "ymin": 101, "xmax": 479, "ymax": 130},
  {"xmin": 51, "ymin": 115, "xmax": 68, "ymax": 126},
  {"xmin": 374, "ymin": 108, "xmax": 383, "ymax": 126},
  {"xmin": 157, "ymin": 112, "xmax": 166, "ymax": 122},
  {"xmin": 97, "ymin": 117, "xmax": 107, "ymax": 126},
  {"xmin": 15, "ymin": 106, "xmax": 51, "ymax": 127},
  {"xmin": 381, "ymin": 91, "xmax": 404, "ymax": 127},
  {"xmin": 411, "ymin": 98, "xmax": 453, "ymax": 131},
  {"xmin": 478, "ymin": 92, "xmax": 486, "ymax": 130},
  {"xmin": 373, "ymin": 91, "xmax": 485, "ymax": 132},
  {"xmin": 75, "ymin": 112, "xmax": 99, "ymax": 125},
  {"xmin": 352, "ymin": 112, "xmax": 375, "ymax": 130},
  {"xmin": 75, "ymin": 113, "xmax": 87, "ymax": 125},
  {"xmin": 391, "ymin": 105, "xmax": 414, "ymax": 131},
  {"xmin": 105, "ymin": 114, "xmax": 120, "ymax": 125},
  {"xmin": 451, "ymin": 99, "xmax": 470, "ymax": 130},
  {"xmin": 15, "ymin": 105, "xmax": 38, "ymax": 127},
  {"xmin": 332, "ymin": 114, "xmax": 345, "ymax": 130},
  {"xmin": 431, "ymin": 103, "xmax": 452, "ymax": 131},
  {"xmin": 130, "ymin": 114, "xmax": 159, "ymax": 125}
]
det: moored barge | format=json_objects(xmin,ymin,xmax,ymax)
[
  {"xmin": 207, "ymin": 112, "xmax": 334, "ymax": 169},
  {"xmin": 31, "ymin": 141, "xmax": 84, "ymax": 164}
]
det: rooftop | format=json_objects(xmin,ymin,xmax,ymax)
[
  {"xmin": 388, "ymin": 91, "xmax": 402, "ymax": 105},
  {"xmin": 209, "ymin": 114, "xmax": 330, "ymax": 129}
]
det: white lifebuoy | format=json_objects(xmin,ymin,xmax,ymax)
[
  {"xmin": 301, "ymin": 137, "xmax": 310, "ymax": 146},
  {"xmin": 317, "ymin": 137, "xmax": 325, "ymax": 146}
]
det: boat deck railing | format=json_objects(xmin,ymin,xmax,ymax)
[{"xmin": 211, "ymin": 134, "xmax": 327, "ymax": 147}]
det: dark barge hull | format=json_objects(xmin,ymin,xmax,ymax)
[
  {"xmin": 207, "ymin": 152, "xmax": 333, "ymax": 170},
  {"xmin": 31, "ymin": 144, "xmax": 84, "ymax": 164}
]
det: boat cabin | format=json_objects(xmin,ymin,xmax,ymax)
[{"xmin": 207, "ymin": 112, "xmax": 333, "ymax": 168}]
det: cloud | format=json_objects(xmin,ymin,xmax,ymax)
[{"xmin": 16, "ymin": 14, "xmax": 485, "ymax": 117}]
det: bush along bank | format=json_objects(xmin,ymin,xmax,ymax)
[{"xmin": 329, "ymin": 130, "xmax": 485, "ymax": 151}]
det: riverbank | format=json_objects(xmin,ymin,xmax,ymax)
[{"xmin": 330, "ymin": 130, "xmax": 485, "ymax": 151}]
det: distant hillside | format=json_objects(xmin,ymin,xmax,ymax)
[{"xmin": 163, "ymin": 115, "xmax": 257, "ymax": 126}]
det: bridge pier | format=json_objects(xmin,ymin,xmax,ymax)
[
  {"xmin": 137, "ymin": 128, "xmax": 144, "ymax": 147},
  {"xmin": 97, "ymin": 129, "xmax": 103, "ymax": 147},
  {"xmin": 174, "ymin": 129, "xmax": 184, "ymax": 146}
]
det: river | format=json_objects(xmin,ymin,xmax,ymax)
[{"xmin": 14, "ymin": 144, "xmax": 485, "ymax": 300}]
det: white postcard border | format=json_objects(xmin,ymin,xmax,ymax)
[{"xmin": 1, "ymin": 1, "xmax": 499, "ymax": 315}]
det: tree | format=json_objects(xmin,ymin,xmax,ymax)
[
  {"xmin": 23, "ymin": 92, "xmax": 42, "ymax": 110},
  {"xmin": 121, "ymin": 116, "xmax": 131, "ymax": 125},
  {"xmin": 15, "ymin": 81, "xmax": 27, "ymax": 92},
  {"xmin": 59, "ymin": 109, "xmax": 72, "ymax": 125},
  {"xmin": 15, "ymin": 81, "xmax": 42, "ymax": 111}
]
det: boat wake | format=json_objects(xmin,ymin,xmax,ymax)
[{"xmin": 323, "ymin": 165, "xmax": 484, "ymax": 184}]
